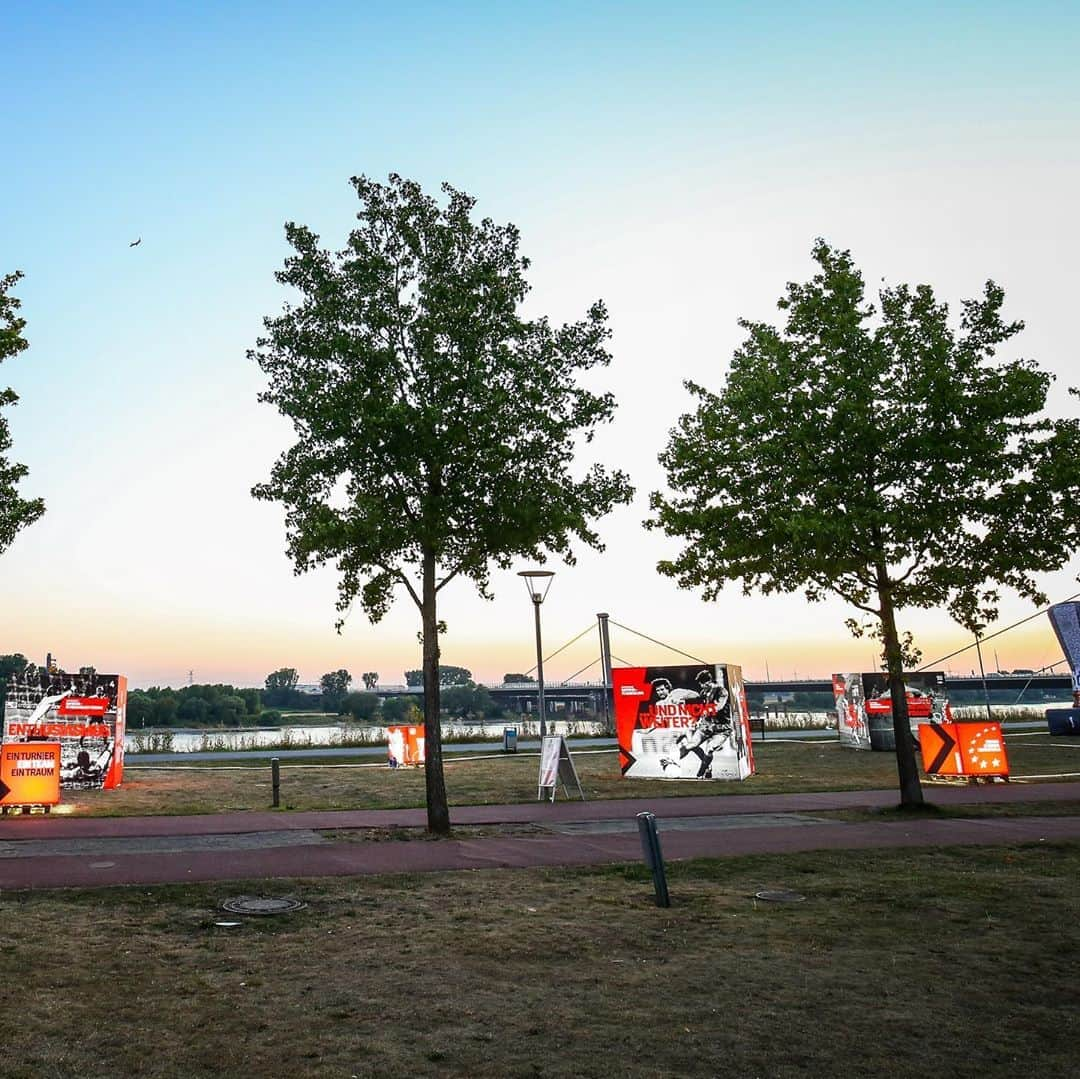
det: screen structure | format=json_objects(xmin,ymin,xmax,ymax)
[
  {"xmin": 2, "ymin": 670, "xmax": 127, "ymax": 790},
  {"xmin": 832, "ymin": 671, "xmax": 949, "ymax": 752},
  {"xmin": 612, "ymin": 664, "xmax": 755, "ymax": 781}
]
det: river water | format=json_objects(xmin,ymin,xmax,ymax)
[
  {"xmin": 125, "ymin": 718, "xmax": 607, "ymax": 754},
  {"xmin": 123, "ymin": 702, "xmax": 1062, "ymax": 754}
]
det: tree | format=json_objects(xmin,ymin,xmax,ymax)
[
  {"xmin": 441, "ymin": 681, "xmax": 495, "ymax": 719},
  {"xmin": 0, "ymin": 653, "xmax": 29, "ymax": 684},
  {"xmin": 404, "ymin": 664, "xmax": 473, "ymax": 687},
  {"xmin": 381, "ymin": 695, "xmax": 418, "ymax": 724},
  {"xmin": 253, "ymin": 174, "xmax": 632, "ymax": 834},
  {"xmin": 344, "ymin": 690, "xmax": 380, "ymax": 721},
  {"xmin": 0, "ymin": 653, "xmax": 30, "ymax": 721},
  {"xmin": 126, "ymin": 691, "xmax": 155, "ymax": 729},
  {"xmin": 362, "ymin": 671, "xmax": 379, "ymax": 690},
  {"xmin": 650, "ymin": 240, "xmax": 1080, "ymax": 808},
  {"xmin": 502, "ymin": 672, "xmax": 536, "ymax": 684},
  {"xmin": 152, "ymin": 694, "xmax": 179, "ymax": 727},
  {"xmin": 177, "ymin": 694, "xmax": 210, "ymax": 726},
  {"xmin": 436, "ymin": 665, "xmax": 472, "ymax": 686},
  {"xmin": 1, "ymin": 272, "xmax": 45, "ymax": 555},
  {"xmin": 264, "ymin": 667, "xmax": 299, "ymax": 707},
  {"xmin": 320, "ymin": 669, "xmax": 352, "ymax": 714}
]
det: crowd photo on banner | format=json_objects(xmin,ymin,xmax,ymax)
[{"xmin": 2, "ymin": 669, "xmax": 127, "ymax": 790}]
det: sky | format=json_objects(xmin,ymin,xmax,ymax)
[{"xmin": 3, "ymin": 1, "xmax": 1079, "ymax": 689}]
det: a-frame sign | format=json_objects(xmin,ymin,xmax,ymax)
[{"xmin": 537, "ymin": 734, "xmax": 586, "ymax": 802}]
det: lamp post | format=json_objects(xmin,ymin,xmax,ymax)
[{"xmin": 518, "ymin": 569, "xmax": 555, "ymax": 738}]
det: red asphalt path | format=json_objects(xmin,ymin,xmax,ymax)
[{"xmin": 2, "ymin": 782, "xmax": 1080, "ymax": 891}]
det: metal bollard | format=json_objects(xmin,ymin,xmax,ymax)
[
  {"xmin": 271, "ymin": 757, "xmax": 280, "ymax": 808},
  {"xmin": 636, "ymin": 811, "xmax": 671, "ymax": 907}
]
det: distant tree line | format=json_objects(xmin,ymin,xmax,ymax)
[{"xmin": 2, "ymin": 654, "xmax": 594, "ymax": 728}]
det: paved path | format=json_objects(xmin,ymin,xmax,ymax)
[{"xmin": 2, "ymin": 781, "xmax": 1079, "ymax": 891}]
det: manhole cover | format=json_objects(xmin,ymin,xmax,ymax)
[
  {"xmin": 221, "ymin": 896, "xmax": 307, "ymax": 916},
  {"xmin": 754, "ymin": 890, "xmax": 806, "ymax": 903}
]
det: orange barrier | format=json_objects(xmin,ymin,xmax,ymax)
[
  {"xmin": 919, "ymin": 722, "xmax": 1009, "ymax": 779},
  {"xmin": 387, "ymin": 724, "xmax": 425, "ymax": 768}
]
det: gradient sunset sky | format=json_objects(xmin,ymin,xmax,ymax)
[{"xmin": 3, "ymin": 2, "xmax": 1079, "ymax": 689}]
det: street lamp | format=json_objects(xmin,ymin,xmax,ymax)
[{"xmin": 518, "ymin": 569, "xmax": 555, "ymax": 738}]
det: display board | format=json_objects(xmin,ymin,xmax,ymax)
[
  {"xmin": 1048, "ymin": 602, "xmax": 1080, "ymax": 703},
  {"xmin": 387, "ymin": 724, "xmax": 425, "ymax": 767},
  {"xmin": 0, "ymin": 742, "xmax": 61, "ymax": 808},
  {"xmin": 537, "ymin": 735, "xmax": 585, "ymax": 801},
  {"xmin": 919, "ymin": 721, "xmax": 1010, "ymax": 779},
  {"xmin": 2, "ymin": 671, "xmax": 126, "ymax": 789},
  {"xmin": 613, "ymin": 663, "xmax": 754, "ymax": 781},
  {"xmin": 832, "ymin": 671, "xmax": 950, "ymax": 751}
]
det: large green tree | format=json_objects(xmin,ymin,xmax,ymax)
[
  {"xmin": 405, "ymin": 664, "xmax": 472, "ymax": 687},
  {"xmin": 319, "ymin": 669, "xmax": 353, "ymax": 714},
  {"xmin": 264, "ymin": 667, "xmax": 301, "ymax": 707},
  {"xmin": 253, "ymin": 174, "xmax": 632, "ymax": 833},
  {"xmin": 651, "ymin": 240, "xmax": 1080, "ymax": 808},
  {"xmin": 1, "ymin": 272, "xmax": 45, "ymax": 554}
]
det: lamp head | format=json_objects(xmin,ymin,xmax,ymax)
[{"xmin": 518, "ymin": 569, "xmax": 555, "ymax": 604}]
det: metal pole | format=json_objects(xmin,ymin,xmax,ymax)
[
  {"xmin": 636, "ymin": 812, "xmax": 670, "ymax": 907},
  {"xmin": 534, "ymin": 597, "xmax": 547, "ymax": 738},
  {"xmin": 597, "ymin": 612, "xmax": 613, "ymax": 730},
  {"xmin": 271, "ymin": 756, "xmax": 280, "ymax": 808},
  {"xmin": 974, "ymin": 635, "xmax": 993, "ymax": 723}
]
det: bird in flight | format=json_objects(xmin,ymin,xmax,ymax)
[{"xmin": 129, "ymin": 238, "xmax": 142, "ymax": 247}]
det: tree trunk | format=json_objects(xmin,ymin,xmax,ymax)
[
  {"xmin": 876, "ymin": 562, "xmax": 925, "ymax": 808},
  {"xmin": 421, "ymin": 549, "xmax": 451, "ymax": 835}
]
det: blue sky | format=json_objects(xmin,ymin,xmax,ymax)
[{"xmin": 3, "ymin": 2, "xmax": 1079, "ymax": 687}]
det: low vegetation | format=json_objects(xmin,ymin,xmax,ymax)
[
  {"xmin": 2, "ymin": 843, "xmax": 1078, "ymax": 1077},
  {"xmin": 65, "ymin": 734, "xmax": 1079, "ymax": 818}
]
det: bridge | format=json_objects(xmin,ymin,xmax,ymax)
[{"xmin": 370, "ymin": 673, "xmax": 1073, "ymax": 713}]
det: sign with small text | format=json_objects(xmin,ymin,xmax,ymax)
[{"xmin": 0, "ymin": 743, "xmax": 61, "ymax": 807}]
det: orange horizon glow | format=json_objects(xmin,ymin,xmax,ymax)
[{"xmin": 6, "ymin": 619, "xmax": 1067, "ymax": 691}]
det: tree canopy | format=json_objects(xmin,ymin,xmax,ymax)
[
  {"xmin": 253, "ymin": 173, "xmax": 632, "ymax": 832},
  {"xmin": 319, "ymin": 669, "xmax": 352, "ymax": 714},
  {"xmin": 651, "ymin": 240, "xmax": 1080, "ymax": 806},
  {"xmin": 0, "ymin": 271, "xmax": 45, "ymax": 555},
  {"xmin": 405, "ymin": 665, "xmax": 472, "ymax": 687}
]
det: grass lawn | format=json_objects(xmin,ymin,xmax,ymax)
[
  {"xmin": 0, "ymin": 843, "xmax": 1076, "ymax": 1078},
  {"xmin": 73, "ymin": 733, "xmax": 1080, "ymax": 818}
]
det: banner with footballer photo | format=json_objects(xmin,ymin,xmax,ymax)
[
  {"xmin": 832, "ymin": 671, "xmax": 950, "ymax": 751},
  {"xmin": 613, "ymin": 663, "xmax": 754, "ymax": 781},
  {"xmin": 3, "ymin": 670, "xmax": 127, "ymax": 790}
]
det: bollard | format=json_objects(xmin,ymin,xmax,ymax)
[
  {"xmin": 636, "ymin": 811, "xmax": 671, "ymax": 907},
  {"xmin": 271, "ymin": 757, "xmax": 280, "ymax": 808}
]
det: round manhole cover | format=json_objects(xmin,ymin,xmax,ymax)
[
  {"xmin": 221, "ymin": 896, "xmax": 307, "ymax": 916},
  {"xmin": 754, "ymin": 890, "xmax": 806, "ymax": 903}
]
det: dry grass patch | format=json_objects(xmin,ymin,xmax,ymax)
[
  {"xmin": 62, "ymin": 735, "xmax": 1080, "ymax": 818},
  {"xmin": 0, "ymin": 843, "xmax": 1078, "ymax": 1077}
]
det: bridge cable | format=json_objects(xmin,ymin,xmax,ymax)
[
  {"xmin": 560, "ymin": 656, "xmax": 601, "ymax": 685},
  {"xmin": 1014, "ymin": 659, "xmax": 1064, "ymax": 705},
  {"xmin": 916, "ymin": 590, "xmax": 1080, "ymax": 672},
  {"xmin": 607, "ymin": 619, "xmax": 709, "ymax": 665},
  {"xmin": 524, "ymin": 623, "xmax": 596, "ymax": 677}
]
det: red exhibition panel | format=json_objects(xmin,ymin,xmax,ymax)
[{"xmin": 613, "ymin": 663, "xmax": 754, "ymax": 781}]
